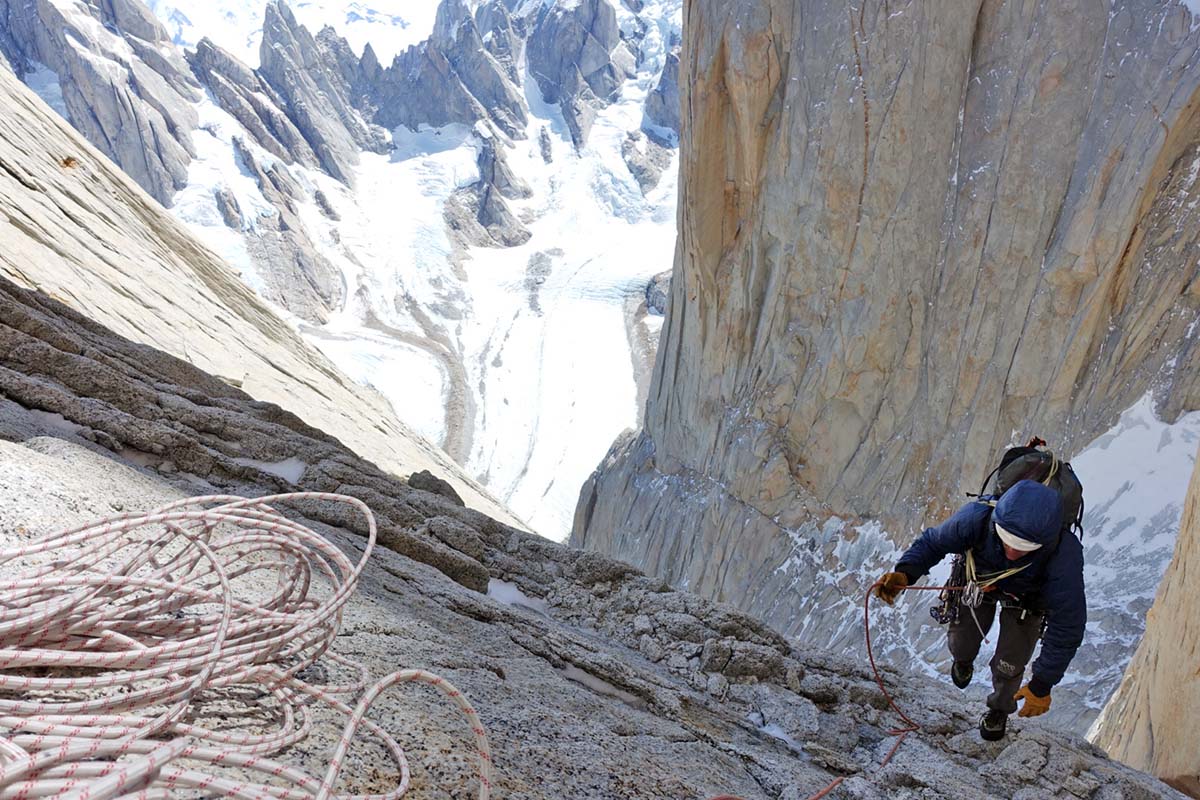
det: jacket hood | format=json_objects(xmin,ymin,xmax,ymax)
[{"xmin": 993, "ymin": 480, "xmax": 1063, "ymax": 545}]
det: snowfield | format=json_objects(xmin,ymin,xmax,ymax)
[{"xmin": 146, "ymin": 0, "xmax": 681, "ymax": 540}]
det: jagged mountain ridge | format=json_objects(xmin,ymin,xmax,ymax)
[
  {"xmin": 0, "ymin": 62, "xmax": 518, "ymax": 526},
  {"xmin": 0, "ymin": 0, "xmax": 683, "ymax": 540},
  {"xmin": 572, "ymin": 0, "xmax": 1200, "ymax": 734}
]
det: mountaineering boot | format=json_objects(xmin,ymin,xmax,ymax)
[
  {"xmin": 979, "ymin": 709, "xmax": 1008, "ymax": 741},
  {"xmin": 951, "ymin": 661, "xmax": 973, "ymax": 689}
]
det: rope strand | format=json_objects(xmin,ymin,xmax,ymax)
[{"xmin": 0, "ymin": 493, "xmax": 492, "ymax": 800}]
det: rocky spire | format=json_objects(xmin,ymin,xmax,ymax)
[
  {"xmin": 371, "ymin": 0, "xmax": 528, "ymax": 138},
  {"xmin": 256, "ymin": 0, "xmax": 388, "ymax": 186},
  {"xmin": 0, "ymin": 0, "xmax": 199, "ymax": 204},
  {"xmin": 526, "ymin": 0, "xmax": 637, "ymax": 147}
]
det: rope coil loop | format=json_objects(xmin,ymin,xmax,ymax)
[{"xmin": 0, "ymin": 493, "xmax": 492, "ymax": 800}]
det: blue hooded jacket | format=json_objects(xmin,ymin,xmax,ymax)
[{"xmin": 895, "ymin": 480, "xmax": 1086, "ymax": 694}]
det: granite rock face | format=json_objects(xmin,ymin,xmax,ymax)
[
  {"xmin": 372, "ymin": 0, "xmax": 529, "ymax": 138},
  {"xmin": 527, "ymin": 0, "xmax": 637, "ymax": 147},
  {"xmin": 0, "ymin": 63, "xmax": 516, "ymax": 526},
  {"xmin": 644, "ymin": 46, "xmax": 680, "ymax": 138},
  {"xmin": 0, "ymin": 274, "xmax": 1186, "ymax": 800},
  {"xmin": 1091, "ymin": 447, "xmax": 1200, "ymax": 796},
  {"xmin": 256, "ymin": 1, "xmax": 389, "ymax": 185},
  {"xmin": 574, "ymin": 0, "xmax": 1200, "ymax": 695},
  {"xmin": 0, "ymin": 0, "xmax": 199, "ymax": 204}
]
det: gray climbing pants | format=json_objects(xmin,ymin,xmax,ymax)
[{"xmin": 948, "ymin": 598, "xmax": 1043, "ymax": 714}]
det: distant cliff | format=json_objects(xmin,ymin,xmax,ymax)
[{"xmin": 573, "ymin": 0, "xmax": 1200, "ymax": 704}]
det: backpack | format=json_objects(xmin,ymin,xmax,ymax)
[
  {"xmin": 972, "ymin": 436, "xmax": 1085, "ymax": 539},
  {"xmin": 930, "ymin": 438, "xmax": 1086, "ymax": 626}
]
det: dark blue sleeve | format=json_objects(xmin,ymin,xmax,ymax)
[
  {"xmin": 1030, "ymin": 534, "xmax": 1087, "ymax": 691},
  {"xmin": 895, "ymin": 502, "xmax": 990, "ymax": 581}
]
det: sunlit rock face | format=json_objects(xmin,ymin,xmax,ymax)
[
  {"xmin": 573, "ymin": 0, "xmax": 1200, "ymax": 728},
  {"xmin": 1091, "ymin": 448, "xmax": 1200, "ymax": 796}
]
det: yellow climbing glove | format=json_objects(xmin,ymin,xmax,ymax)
[
  {"xmin": 873, "ymin": 571, "xmax": 909, "ymax": 605},
  {"xmin": 1014, "ymin": 684, "xmax": 1052, "ymax": 717}
]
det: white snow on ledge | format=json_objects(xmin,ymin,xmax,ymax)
[
  {"xmin": 487, "ymin": 578, "xmax": 550, "ymax": 616},
  {"xmin": 232, "ymin": 456, "xmax": 308, "ymax": 484},
  {"xmin": 560, "ymin": 664, "xmax": 647, "ymax": 710}
]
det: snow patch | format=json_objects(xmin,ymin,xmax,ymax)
[
  {"xmin": 486, "ymin": 579, "xmax": 550, "ymax": 615},
  {"xmin": 560, "ymin": 664, "xmax": 647, "ymax": 709},
  {"xmin": 231, "ymin": 456, "xmax": 308, "ymax": 484},
  {"xmin": 25, "ymin": 409, "xmax": 83, "ymax": 437}
]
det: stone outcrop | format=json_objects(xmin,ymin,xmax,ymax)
[
  {"xmin": 372, "ymin": 0, "xmax": 528, "ymax": 138},
  {"xmin": 527, "ymin": 0, "xmax": 637, "ymax": 146},
  {"xmin": 227, "ymin": 138, "xmax": 345, "ymax": 324},
  {"xmin": 622, "ymin": 129, "xmax": 673, "ymax": 193},
  {"xmin": 643, "ymin": 46, "xmax": 680, "ymax": 139},
  {"xmin": 0, "ymin": 0, "xmax": 199, "ymax": 204},
  {"xmin": 444, "ymin": 134, "xmax": 532, "ymax": 249},
  {"xmin": 646, "ymin": 270, "xmax": 671, "ymax": 315},
  {"xmin": 573, "ymin": 0, "xmax": 1200, "ymax": 713},
  {"xmin": 0, "ymin": 273, "xmax": 1186, "ymax": 800},
  {"xmin": 255, "ymin": 1, "xmax": 388, "ymax": 185},
  {"xmin": 1091, "ymin": 447, "xmax": 1200, "ymax": 796},
  {"xmin": 0, "ymin": 62, "xmax": 517, "ymax": 526}
]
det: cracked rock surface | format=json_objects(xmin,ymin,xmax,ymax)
[
  {"xmin": 573, "ymin": 0, "xmax": 1200, "ymax": 720},
  {"xmin": 0, "ymin": 268, "xmax": 1186, "ymax": 799}
]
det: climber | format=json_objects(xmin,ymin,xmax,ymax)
[{"xmin": 873, "ymin": 480, "xmax": 1086, "ymax": 742}]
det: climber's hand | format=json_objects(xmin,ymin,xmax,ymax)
[
  {"xmin": 1014, "ymin": 684, "xmax": 1052, "ymax": 717},
  {"xmin": 873, "ymin": 571, "xmax": 909, "ymax": 605}
]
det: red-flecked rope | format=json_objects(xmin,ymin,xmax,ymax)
[
  {"xmin": 0, "ymin": 493, "xmax": 492, "ymax": 800},
  {"xmin": 710, "ymin": 581, "xmax": 962, "ymax": 800}
]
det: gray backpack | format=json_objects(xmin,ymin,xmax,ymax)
[{"xmin": 974, "ymin": 437, "xmax": 1085, "ymax": 539}]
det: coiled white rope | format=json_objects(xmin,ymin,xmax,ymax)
[{"xmin": 0, "ymin": 492, "xmax": 493, "ymax": 800}]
